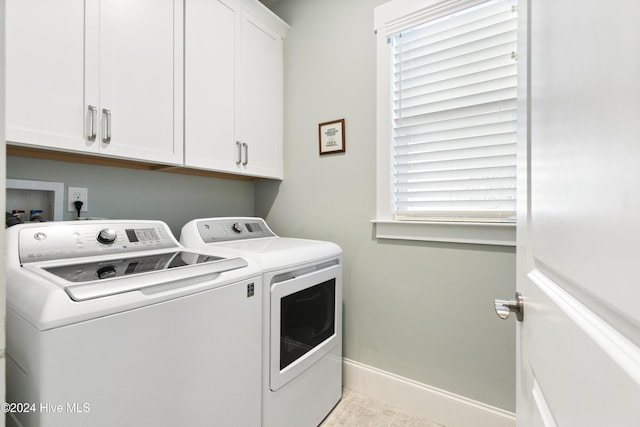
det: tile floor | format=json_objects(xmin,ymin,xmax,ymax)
[{"xmin": 319, "ymin": 388, "xmax": 444, "ymax": 427}]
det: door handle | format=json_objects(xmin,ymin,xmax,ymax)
[
  {"xmin": 88, "ymin": 105, "xmax": 97, "ymax": 141},
  {"xmin": 102, "ymin": 108, "xmax": 112, "ymax": 144},
  {"xmin": 236, "ymin": 141, "xmax": 242, "ymax": 165},
  {"xmin": 494, "ymin": 292, "xmax": 523, "ymax": 321},
  {"xmin": 242, "ymin": 142, "xmax": 248, "ymax": 166}
]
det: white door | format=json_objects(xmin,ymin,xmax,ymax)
[
  {"xmin": 184, "ymin": 0, "xmax": 238, "ymax": 172},
  {"xmin": 237, "ymin": 12, "xmax": 284, "ymax": 179},
  {"xmin": 6, "ymin": 0, "xmax": 89, "ymax": 152},
  {"xmin": 94, "ymin": 0, "xmax": 183, "ymax": 165},
  {"xmin": 514, "ymin": 0, "xmax": 640, "ymax": 425}
]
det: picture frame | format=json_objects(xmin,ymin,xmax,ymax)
[{"xmin": 318, "ymin": 119, "xmax": 345, "ymax": 155}]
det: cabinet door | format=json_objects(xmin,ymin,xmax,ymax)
[
  {"xmin": 237, "ymin": 13, "xmax": 284, "ymax": 179},
  {"xmin": 184, "ymin": 0, "xmax": 238, "ymax": 172},
  {"xmin": 6, "ymin": 0, "xmax": 92, "ymax": 152},
  {"xmin": 97, "ymin": 0, "xmax": 183, "ymax": 164}
]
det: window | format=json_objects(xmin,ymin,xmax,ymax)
[{"xmin": 374, "ymin": 0, "xmax": 519, "ymax": 245}]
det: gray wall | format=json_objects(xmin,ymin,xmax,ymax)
[
  {"xmin": 256, "ymin": 0, "xmax": 517, "ymax": 412},
  {"xmin": 6, "ymin": 156, "xmax": 254, "ymax": 236}
]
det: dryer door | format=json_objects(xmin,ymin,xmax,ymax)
[{"xmin": 270, "ymin": 263, "xmax": 341, "ymax": 391}]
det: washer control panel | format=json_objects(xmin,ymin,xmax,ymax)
[
  {"xmin": 196, "ymin": 218, "xmax": 275, "ymax": 243},
  {"xmin": 18, "ymin": 221, "xmax": 177, "ymax": 263}
]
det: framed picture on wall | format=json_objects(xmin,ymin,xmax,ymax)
[{"xmin": 318, "ymin": 119, "xmax": 345, "ymax": 155}]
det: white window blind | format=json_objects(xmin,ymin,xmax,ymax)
[{"xmin": 391, "ymin": 0, "xmax": 518, "ymax": 223}]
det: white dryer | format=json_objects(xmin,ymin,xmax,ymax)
[
  {"xmin": 180, "ymin": 217, "xmax": 342, "ymax": 427},
  {"xmin": 6, "ymin": 220, "xmax": 263, "ymax": 427}
]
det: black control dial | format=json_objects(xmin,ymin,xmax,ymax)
[
  {"xmin": 97, "ymin": 228, "xmax": 117, "ymax": 244},
  {"xmin": 232, "ymin": 222, "xmax": 243, "ymax": 233}
]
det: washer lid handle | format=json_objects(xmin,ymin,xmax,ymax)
[{"xmin": 64, "ymin": 257, "xmax": 249, "ymax": 301}]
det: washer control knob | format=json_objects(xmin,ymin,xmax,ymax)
[
  {"xmin": 232, "ymin": 222, "xmax": 243, "ymax": 233},
  {"xmin": 97, "ymin": 228, "xmax": 117, "ymax": 244}
]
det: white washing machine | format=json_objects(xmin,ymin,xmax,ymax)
[
  {"xmin": 180, "ymin": 217, "xmax": 342, "ymax": 427},
  {"xmin": 6, "ymin": 220, "xmax": 263, "ymax": 427}
]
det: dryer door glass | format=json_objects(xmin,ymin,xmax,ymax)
[{"xmin": 280, "ymin": 278, "xmax": 336, "ymax": 370}]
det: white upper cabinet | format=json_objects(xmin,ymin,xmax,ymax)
[
  {"xmin": 6, "ymin": 0, "xmax": 87, "ymax": 152},
  {"xmin": 90, "ymin": 0, "xmax": 184, "ymax": 164},
  {"xmin": 236, "ymin": 12, "xmax": 285, "ymax": 179},
  {"xmin": 185, "ymin": 0, "xmax": 288, "ymax": 179},
  {"xmin": 7, "ymin": 0, "xmax": 184, "ymax": 165},
  {"xmin": 184, "ymin": 0, "xmax": 239, "ymax": 173},
  {"xmin": 7, "ymin": 0, "xmax": 284, "ymax": 177}
]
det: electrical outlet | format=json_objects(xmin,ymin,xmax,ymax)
[{"xmin": 68, "ymin": 187, "xmax": 88, "ymax": 212}]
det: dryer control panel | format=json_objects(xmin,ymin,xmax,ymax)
[
  {"xmin": 195, "ymin": 217, "xmax": 276, "ymax": 243},
  {"xmin": 18, "ymin": 221, "xmax": 178, "ymax": 263}
]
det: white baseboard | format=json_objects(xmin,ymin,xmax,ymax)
[{"xmin": 342, "ymin": 358, "xmax": 516, "ymax": 427}]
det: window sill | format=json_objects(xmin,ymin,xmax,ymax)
[{"xmin": 371, "ymin": 220, "xmax": 516, "ymax": 246}]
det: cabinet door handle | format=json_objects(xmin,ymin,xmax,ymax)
[
  {"xmin": 102, "ymin": 108, "xmax": 112, "ymax": 144},
  {"xmin": 235, "ymin": 141, "xmax": 242, "ymax": 165},
  {"xmin": 88, "ymin": 105, "xmax": 98, "ymax": 141},
  {"xmin": 242, "ymin": 142, "xmax": 249, "ymax": 166}
]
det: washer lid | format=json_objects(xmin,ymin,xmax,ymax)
[
  {"xmin": 180, "ymin": 217, "xmax": 342, "ymax": 271},
  {"xmin": 44, "ymin": 251, "xmax": 224, "ymax": 283},
  {"xmin": 62, "ymin": 255, "xmax": 248, "ymax": 301},
  {"xmin": 204, "ymin": 237, "xmax": 342, "ymax": 271}
]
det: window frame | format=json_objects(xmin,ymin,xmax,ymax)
[{"xmin": 373, "ymin": 0, "xmax": 517, "ymax": 246}]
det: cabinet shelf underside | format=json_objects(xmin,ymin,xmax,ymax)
[{"xmin": 7, "ymin": 145, "xmax": 258, "ymax": 182}]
